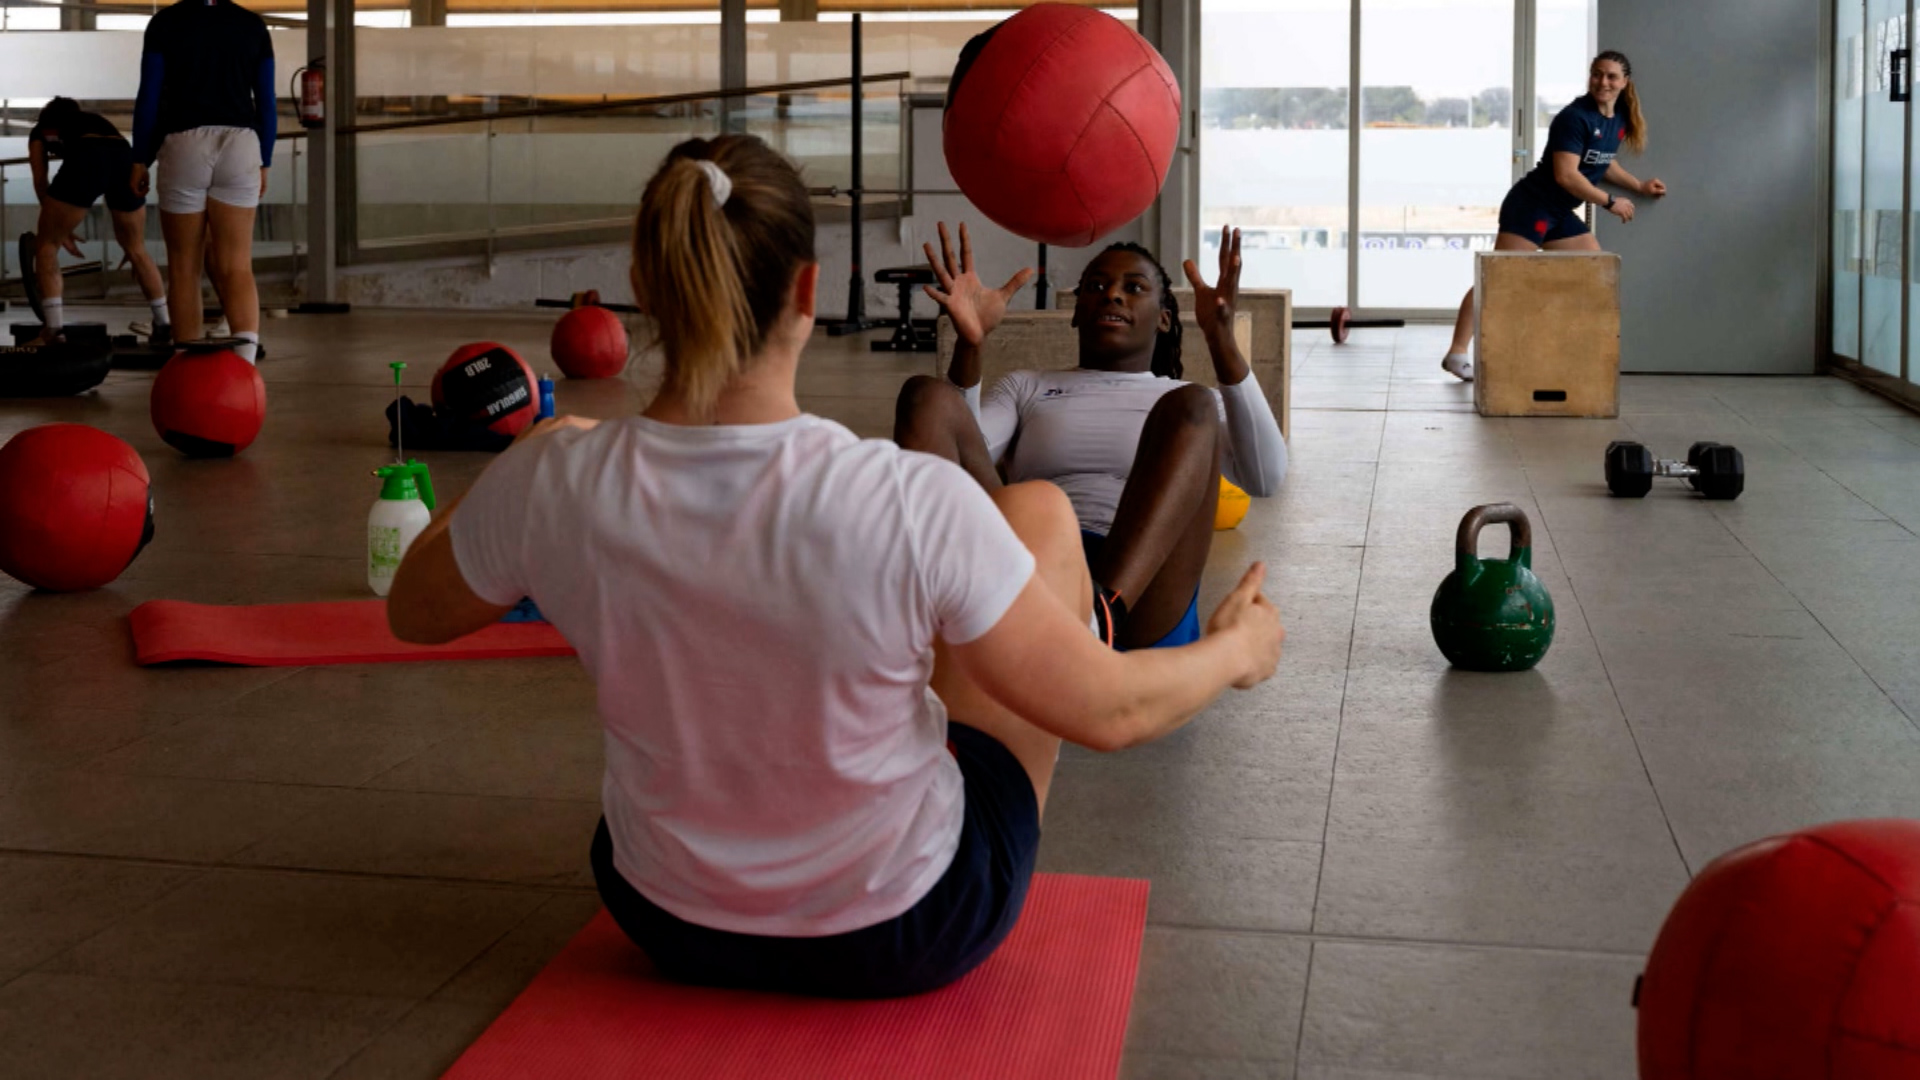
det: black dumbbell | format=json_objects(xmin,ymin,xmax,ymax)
[{"xmin": 1605, "ymin": 440, "xmax": 1744, "ymax": 501}]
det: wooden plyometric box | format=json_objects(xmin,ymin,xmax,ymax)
[
  {"xmin": 1473, "ymin": 252, "xmax": 1621, "ymax": 419},
  {"xmin": 933, "ymin": 307, "xmax": 1289, "ymax": 438}
]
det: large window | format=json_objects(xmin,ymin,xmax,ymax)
[{"xmin": 1200, "ymin": 0, "xmax": 1594, "ymax": 313}]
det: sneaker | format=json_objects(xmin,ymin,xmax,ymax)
[
  {"xmin": 149, "ymin": 324, "xmax": 171, "ymax": 349},
  {"xmin": 1442, "ymin": 353, "xmax": 1474, "ymax": 382},
  {"xmin": 129, "ymin": 320, "xmax": 152, "ymax": 337},
  {"xmin": 209, "ymin": 320, "xmax": 231, "ymax": 338}
]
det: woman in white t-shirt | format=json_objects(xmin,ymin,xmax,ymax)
[
  {"xmin": 895, "ymin": 224, "xmax": 1287, "ymax": 652},
  {"xmin": 387, "ymin": 135, "xmax": 1283, "ymax": 999}
]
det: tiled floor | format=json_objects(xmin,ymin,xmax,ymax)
[{"xmin": 2, "ymin": 307, "xmax": 1918, "ymax": 1078}]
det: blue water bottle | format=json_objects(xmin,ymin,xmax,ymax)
[{"xmin": 537, "ymin": 376, "xmax": 556, "ymax": 420}]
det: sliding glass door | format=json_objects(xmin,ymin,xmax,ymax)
[{"xmin": 1834, "ymin": 0, "xmax": 1915, "ymax": 387}]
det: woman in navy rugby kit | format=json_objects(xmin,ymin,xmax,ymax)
[{"xmin": 1441, "ymin": 50, "xmax": 1666, "ymax": 381}]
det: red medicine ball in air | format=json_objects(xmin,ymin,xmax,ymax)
[
  {"xmin": 432, "ymin": 342, "xmax": 537, "ymax": 437},
  {"xmin": 150, "ymin": 346, "xmax": 267, "ymax": 457},
  {"xmin": 942, "ymin": 3, "xmax": 1181, "ymax": 247},
  {"xmin": 0, "ymin": 423, "xmax": 153, "ymax": 591},
  {"xmin": 550, "ymin": 306, "xmax": 630, "ymax": 380},
  {"xmin": 1637, "ymin": 819, "xmax": 1920, "ymax": 1079}
]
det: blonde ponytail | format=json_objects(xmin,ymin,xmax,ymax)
[
  {"xmin": 1619, "ymin": 79, "xmax": 1648, "ymax": 155},
  {"xmin": 630, "ymin": 136, "xmax": 816, "ymax": 420}
]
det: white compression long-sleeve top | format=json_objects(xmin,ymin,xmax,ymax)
[{"xmin": 962, "ymin": 367, "xmax": 1288, "ymax": 536}]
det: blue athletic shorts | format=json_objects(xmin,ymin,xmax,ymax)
[
  {"xmin": 589, "ymin": 720, "xmax": 1041, "ymax": 999},
  {"xmin": 1497, "ymin": 184, "xmax": 1589, "ymax": 245},
  {"xmin": 1081, "ymin": 530, "xmax": 1203, "ymax": 649}
]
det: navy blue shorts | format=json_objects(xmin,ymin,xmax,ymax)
[
  {"xmin": 1497, "ymin": 185, "xmax": 1588, "ymax": 245},
  {"xmin": 589, "ymin": 720, "xmax": 1041, "ymax": 999}
]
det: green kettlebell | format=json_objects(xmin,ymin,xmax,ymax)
[{"xmin": 1430, "ymin": 503, "xmax": 1555, "ymax": 672}]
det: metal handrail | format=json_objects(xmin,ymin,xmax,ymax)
[
  {"xmin": 339, "ymin": 71, "xmax": 911, "ymax": 135},
  {"xmin": 0, "ymin": 125, "xmax": 307, "ymax": 168}
]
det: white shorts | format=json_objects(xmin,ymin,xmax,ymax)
[{"xmin": 157, "ymin": 126, "xmax": 262, "ymax": 214}]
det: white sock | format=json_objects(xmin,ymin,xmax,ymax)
[
  {"xmin": 150, "ymin": 298, "xmax": 170, "ymax": 327},
  {"xmin": 235, "ymin": 331, "xmax": 259, "ymax": 364},
  {"xmin": 42, "ymin": 298, "xmax": 63, "ymax": 333}
]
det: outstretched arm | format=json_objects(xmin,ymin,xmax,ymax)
[
  {"xmin": 1184, "ymin": 225, "xmax": 1286, "ymax": 495},
  {"xmin": 1605, "ymin": 161, "xmax": 1665, "ymax": 197}
]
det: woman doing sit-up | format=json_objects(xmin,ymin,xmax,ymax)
[
  {"xmin": 387, "ymin": 134, "xmax": 1283, "ymax": 1000},
  {"xmin": 896, "ymin": 223, "xmax": 1288, "ymax": 651}
]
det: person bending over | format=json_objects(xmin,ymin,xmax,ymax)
[
  {"xmin": 386, "ymin": 135, "xmax": 1284, "ymax": 999},
  {"xmin": 1441, "ymin": 50, "xmax": 1666, "ymax": 381},
  {"xmin": 25, "ymin": 97, "xmax": 169, "ymax": 347},
  {"xmin": 130, "ymin": 0, "xmax": 275, "ymax": 362},
  {"xmin": 896, "ymin": 223, "xmax": 1288, "ymax": 651}
]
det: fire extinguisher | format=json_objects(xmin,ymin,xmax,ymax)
[{"xmin": 293, "ymin": 62, "xmax": 325, "ymax": 129}]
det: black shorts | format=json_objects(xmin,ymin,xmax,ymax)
[
  {"xmin": 1497, "ymin": 184, "xmax": 1588, "ymax": 245},
  {"xmin": 48, "ymin": 139, "xmax": 144, "ymax": 214},
  {"xmin": 589, "ymin": 720, "xmax": 1041, "ymax": 999}
]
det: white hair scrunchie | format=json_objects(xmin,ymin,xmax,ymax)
[{"xmin": 693, "ymin": 160, "xmax": 732, "ymax": 210}]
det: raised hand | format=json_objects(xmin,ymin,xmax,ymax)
[
  {"xmin": 922, "ymin": 221, "xmax": 1033, "ymax": 346},
  {"xmin": 1181, "ymin": 224, "xmax": 1242, "ymax": 344}
]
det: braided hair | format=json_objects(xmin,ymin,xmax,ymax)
[{"xmin": 1091, "ymin": 242, "xmax": 1183, "ymax": 380}]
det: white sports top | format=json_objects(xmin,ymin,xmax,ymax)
[
  {"xmin": 965, "ymin": 368, "xmax": 1288, "ymax": 535},
  {"xmin": 450, "ymin": 415, "xmax": 1036, "ymax": 937}
]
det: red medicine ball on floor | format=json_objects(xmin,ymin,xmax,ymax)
[
  {"xmin": 433, "ymin": 343, "xmax": 537, "ymax": 438},
  {"xmin": 0, "ymin": 424, "xmax": 153, "ymax": 591},
  {"xmin": 1638, "ymin": 818, "xmax": 1920, "ymax": 1078},
  {"xmin": 550, "ymin": 306, "xmax": 629, "ymax": 380},
  {"xmin": 150, "ymin": 347, "xmax": 267, "ymax": 458},
  {"xmin": 942, "ymin": 3, "xmax": 1180, "ymax": 247}
]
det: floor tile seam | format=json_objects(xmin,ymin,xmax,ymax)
[
  {"xmin": 7, "ymin": 964, "xmax": 428, "ymax": 1004},
  {"xmin": 1529, "ymin": 476, "xmax": 1696, "ymax": 880},
  {"xmin": 1144, "ymin": 921, "xmax": 1647, "ymax": 962},
  {"xmin": 1721, "ymin": 530, "xmax": 1920, "ymax": 738},
  {"xmin": 322, "ymin": 995, "xmax": 448, "ymax": 1080},
  {"xmin": 1289, "ymin": 939, "xmax": 1317, "ymax": 1080},
  {"xmin": 1303, "ymin": 407, "xmax": 1385, "ymax": 949},
  {"xmin": 19, "ymin": 863, "xmax": 222, "ymax": 983},
  {"xmin": 13, "ymin": 760, "xmax": 602, "ymax": 809},
  {"xmin": 0, "ymin": 845, "xmax": 598, "ymax": 895}
]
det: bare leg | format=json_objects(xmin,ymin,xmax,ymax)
[
  {"xmin": 32, "ymin": 200, "xmax": 90, "ymax": 339},
  {"xmin": 1090, "ymin": 384, "xmax": 1222, "ymax": 648},
  {"xmin": 205, "ymin": 198, "xmax": 259, "ymax": 337},
  {"xmin": 109, "ymin": 208, "xmax": 165, "ymax": 304},
  {"xmin": 1543, "ymin": 233, "xmax": 1603, "ymax": 253},
  {"xmin": 1446, "ymin": 231, "xmax": 1544, "ymax": 359},
  {"xmin": 927, "ymin": 480, "xmax": 1091, "ymax": 815},
  {"xmin": 161, "ymin": 209, "xmax": 208, "ymax": 341},
  {"xmin": 893, "ymin": 375, "xmax": 1003, "ymax": 490}
]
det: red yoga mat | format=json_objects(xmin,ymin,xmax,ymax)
[
  {"xmin": 444, "ymin": 873, "xmax": 1150, "ymax": 1080},
  {"xmin": 129, "ymin": 599, "xmax": 574, "ymax": 666}
]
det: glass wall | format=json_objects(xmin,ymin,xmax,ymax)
[
  {"xmin": 1837, "ymin": 0, "xmax": 1866, "ymax": 362},
  {"xmin": 1197, "ymin": 0, "xmax": 1349, "ymax": 309},
  {"xmin": 1199, "ymin": 0, "xmax": 1592, "ymax": 313},
  {"xmin": 1357, "ymin": 0, "xmax": 1511, "ymax": 309}
]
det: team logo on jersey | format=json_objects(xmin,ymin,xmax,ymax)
[{"xmin": 1583, "ymin": 149, "xmax": 1617, "ymax": 166}]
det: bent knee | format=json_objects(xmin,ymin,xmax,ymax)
[
  {"xmin": 993, "ymin": 480, "xmax": 1078, "ymax": 539},
  {"xmin": 1150, "ymin": 383, "xmax": 1221, "ymax": 430},
  {"xmin": 896, "ymin": 374, "xmax": 965, "ymax": 415}
]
